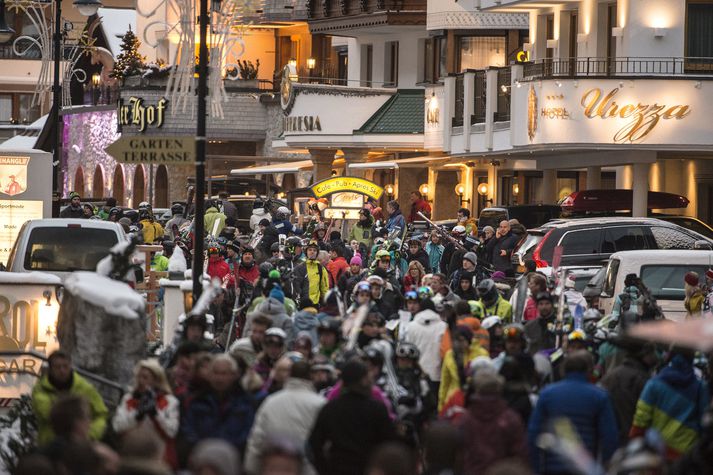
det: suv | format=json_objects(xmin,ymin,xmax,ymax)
[
  {"xmin": 511, "ymin": 217, "xmax": 711, "ymax": 273},
  {"xmin": 478, "ymin": 205, "xmax": 561, "ymax": 232}
]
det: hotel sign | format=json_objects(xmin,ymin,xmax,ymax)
[
  {"xmin": 118, "ymin": 97, "xmax": 168, "ymax": 133},
  {"xmin": 311, "ymin": 177, "xmax": 384, "ymax": 201},
  {"xmin": 284, "ymin": 115, "xmax": 322, "ymax": 133}
]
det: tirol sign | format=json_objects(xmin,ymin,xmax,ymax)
[
  {"xmin": 118, "ymin": 97, "xmax": 168, "ymax": 133},
  {"xmin": 311, "ymin": 177, "xmax": 384, "ymax": 201}
]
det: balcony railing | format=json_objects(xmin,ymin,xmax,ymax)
[
  {"xmin": 452, "ymin": 74, "xmax": 464, "ymax": 127},
  {"xmin": 522, "ymin": 57, "xmax": 713, "ymax": 79},
  {"xmin": 472, "ymin": 70, "xmax": 486, "ymax": 125}
]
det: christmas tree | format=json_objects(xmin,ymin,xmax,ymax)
[{"xmin": 110, "ymin": 27, "xmax": 146, "ymax": 81}]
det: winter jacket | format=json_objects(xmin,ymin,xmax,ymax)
[
  {"xmin": 165, "ymin": 215, "xmax": 189, "ymax": 240},
  {"xmin": 630, "ymin": 355, "xmax": 711, "ymax": 459},
  {"xmin": 348, "ymin": 222, "xmax": 374, "ymax": 254},
  {"xmin": 294, "ymin": 259, "xmax": 330, "ymax": 307},
  {"xmin": 492, "ymin": 232, "xmax": 519, "ymax": 274},
  {"xmin": 327, "ymin": 256, "xmax": 349, "ymax": 288},
  {"xmin": 425, "ymin": 242, "xmax": 444, "ymax": 274},
  {"xmin": 250, "ymin": 207, "xmax": 269, "ymax": 231},
  {"xmin": 292, "ymin": 310, "xmax": 320, "ymax": 345},
  {"xmin": 408, "ymin": 199, "xmax": 432, "ymax": 223},
  {"xmin": 385, "ymin": 209, "xmax": 406, "ymax": 234},
  {"xmin": 243, "ymin": 297, "xmax": 294, "ymax": 345},
  {"xmin": 140, "ymin": 219, "xmax": 165, "ymax": 244},
  {"xmin": 229, "ymin": 337, "xmax": 261, "ymax": 367},
  {"xmin": 181, "ymin": 387, "xmax": 255, "ymax": 451},
  {"xmin": 32, "ymin": 372, "xmax": 108, "ymax": 445},
  {"xmin": 524, "ymin": 314, "xmax": 558, "ymax": 356},
  {"xmin": 237, "ymin": 263, "xmax": 260, "ymax": 287},
  {"xmin": 60, "ymin": 205, "xmax": 84, "ymax": 219},
  {"xmin": 685, "ymin": 288, "xmax": 704, "ymax": 317},
  {"xmin": 245, "ymin": 378, "xmax": 325, "ymax": 474},
  {"xmin": 440, "ymin": 317, "xmax": 490, "ymax": 359},
  {"xmin": 482, "ymin": 294, "xmax": 513, "ymax": 323},
  {"xmin": 309, "ymin": 390, "xmax": 396, "ymax": 475},
  {"xmin": 207, "ymin": 256, "xmax": 230, "ymax": 282},
  {"xmin": 528, "ymin": 372, "xmax": 618, "ymax": 473},
  {"xmin": 272, "ymin": 218, "xmax": 302, "ymax": 235},
  {"xmin": 438, "ymin": 342, "xmax": 489, "ymax": 412},
  {"xmin": 462, "ymin": 395, "xmax": 528, "ymax": 473},
  {"xmin": 406, "ymin": 249, "xmax": 430, "ymax": 272},
  {"xmin": 373, "ymin": 286, "xmax": 401, "ymax": 320},
  {"xmin": 113, "ymin": 390, "xmax": 179, "ymax": 466},
  {"xmin": 600, "ymin": 356, "xmax": 652, "ymax": 446},
  {"xmin": 403, "ymin": 309, "xmax": 447, "ymax": 382},
  {"xmin": 204, "ymin": 207, "xmax": 227, "ymax": 236},
  {"xmin": 218, "ymin": 199, "xmax": 238, "ymax": 223}
]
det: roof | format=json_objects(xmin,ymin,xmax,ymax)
[
  {"xmin": 97, "ymin": 8, "xmax": 137, "ymax": 57},
  {"xmin": 609, "ymin": 249, "xmax": 713, "ymax": 262},
  {"xmin": 538, "ymin": 217, "xmax": 688, "ymax": 229},
  {"xmin": 0, "ymin": 134, "xmax": 38, "ymax": 150},
  {"xmin": 355, "ymin": 89, "xmax": 424, "ymax": 135},
  {"xmin": 230, "ymin": 159, "xmax": 314, "ymax": 176}
]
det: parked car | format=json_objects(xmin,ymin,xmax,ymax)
[
  {"xmin": 5, "ymin": 219, "xmax": 126, "ymax": 278},
  {"xmin": 655, "ymin": 215, "xmax": 713, "ymax": 240},
  {"xmin": 511, "ymin": 217, "xmax": 711, "ymax": 274},
  {"xmin": 598, "ymin": 249, "xmax": 713, "ymax": 321},
  {"xmin": 477, "ymin": 205, "xmax": 561, "ymax": 232}
]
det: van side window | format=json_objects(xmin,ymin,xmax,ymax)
[
  {"xmin": 601, "ymin": 226, "xmax": 648, "ymax": 253},
  {"xmin": 602, "ymin": 258, "xmax": 620, "ymax": 297},
  {"xmin": 560, "ymin": 229, "xmax": 601, "ymax": 255}
]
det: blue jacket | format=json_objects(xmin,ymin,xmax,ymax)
[
  {"xmin": 425, "ymin": 242, "xmax": 444, "ymax": 274},
  {"xmin": 386, "ymin": 210, "xmax": 405, "ymax": 234},
  {"xmin": 272, "ymin": 218, "xmax": 303, "ymax": 235},
  {"xmin": 528, "ymin": 372, "xmax": 618, "ymax": 473},
  {"xmin": 181, "ymin": 388, "xmax": 255, "ymax": 451}
]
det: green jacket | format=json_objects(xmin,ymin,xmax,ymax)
[
  {"xmin": 151, "ymin": 253, "xmax": 169, "ymax": 272},
  {"xmin": 204, "ymin": 207, "xmax": 227, "ymax": 237},
  {"xmin": 32, "ymin": 372, "xmax": 108, "ymax": 445},
  {"xmin": 481, "ymin": 294, "xmax": 513, "ymax": 323},
  {"xmin": 348, "ymin": 223, "xmax": 374, "ymax": 252}
]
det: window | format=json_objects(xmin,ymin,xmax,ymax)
[
  {"xmin": 650, "ymin": 226, "xmax": 698, "ymax": 249},
  {"xmin": 0, "ymin": 93, "xmax": 39, "ymax": 124},
  {"xmin": 385, "ymin": 41, "xmax": 399, "ymax": 87},
  {"xmin": 641, "ymin": 265, "xmax": 711, "ymax": 300},
  {"xmin": 545, "ymin": 15, "xmax": 554, "ymax": 60},
  {"xmin": 24, "ymin": 227, "xmax": 119, "ymax": 272},
  {"xmin": 602, "ymin": 258, "xmax": 620, "ymax": 297},
  {"xmin": 560, "ymin": 229, "xmax": 601, "ymax": 255},
  {"xmin": 687, "ymin": 1, "xmax": 713, "ymax": 57},
  {"xmin": 366, "ymin": 44, "xmax": 373, "ymax": 86},
  {"xmin": 459, "ymin": 36, "xmax": 506, "ymax": 71},
  {"xmin": 601, "ymin": 226, "xmax": 649, "ymax": 253},
  {"xmin": 423, "ymin": 36, "xmax": 446, "ymax": 83}
]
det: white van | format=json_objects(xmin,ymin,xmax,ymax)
[
  {"xmin": 599, "ymin": 250, "xmax": 713, "ymax": 321},
  {"xmin": 5, "ymin": 219, "xmax": 127, "ymax": 279}
]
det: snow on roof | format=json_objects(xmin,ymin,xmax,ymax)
[
  {"xmin": 0, "ymin": 134, "xmax": 38, "ymax": 150},
  {"xmin": 64, "ymin": 271, "xmax": 145, "ymax": 319},
  {"xmin": 0, "ymin": 271, "xmax": 62, "ymax": 286},
  {"xmin": 27, "ymin": 114, "xmax": 47, "ymax": 131},
  {"xmin": 98, "ymin": 8, "xmax": 137, "ymax": 57}
]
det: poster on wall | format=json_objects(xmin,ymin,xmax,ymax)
[
  {"xmin": 0, "ymin": 200, "xmax": 43, "ymax": 265},
  {"xmin": 0, "ymin": 156, "xmax": 29, "ymax": 197}
]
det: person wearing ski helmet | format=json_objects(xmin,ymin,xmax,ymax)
[
  {"xmin": 477, "ymin": 278, "xmax": 512, "ymax": 323},
  {"xmin": 293, "ymin": 241, "xmax": 329, "ymax": 308},
  {"xmin": 272, "ymin": 205, "xmax": 302, "ymax": 236},
  {"xmin": 107, "ymin": 206, "xmax": 122, "ymax": 222},
  {"xmin": 166, "ymin": 203, "xmax": 189, "ymax": 240}
]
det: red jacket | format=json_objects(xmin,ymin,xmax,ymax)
[
  {"xmin": 408, "ymin": 199, "xmax": 432, "ymax": 223},
  {"xmin": 461, "ymin": 396, "xmax": 528, "ymax": 473},
  {"xmin": 327, "ymin": 257, "xmax": 349, "ymax": 288},
  {"xmin": 207, "ymin": 256, "xmax": 230, "ymax": 282},
  {"xmin": 237, "ymin": 263, "xmax": 259, "ymax": 287}
]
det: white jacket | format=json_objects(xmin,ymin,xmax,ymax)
[
  {"xmin": 403, "ymin": 309, "xmax": 447, "ymax": 382},
  {"xmin": 244, "ymin": 378, "xmax": 325, "ymax": 474},
  {"xmin": 112, "ymin": 391, "xmax": 179, "ymax": 440},
  {"xmin": 249, "ymin": 207, "xmax": 269, "ymax": 231}
]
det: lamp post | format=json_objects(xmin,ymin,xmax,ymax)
[{"xmin": 192, "ymin": 0, "xmax": 209, "ymax": 300}]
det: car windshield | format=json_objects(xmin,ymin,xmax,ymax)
[
  {"xmin": 24, "ymin": 226, "xmax": 119, "ymax": 272},
  {"xmin": 640, "ymin": 265, "xmax": 711, "ymax": 300},
  {"xmin": 513, "ymin": 233, "xmax": 543, "ymax": 263}
]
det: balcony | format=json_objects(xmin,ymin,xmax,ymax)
[{"xmin": 522, "ymin": 57, "xmax": 713, "ymax": 79}]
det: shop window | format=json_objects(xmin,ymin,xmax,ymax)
[
  {"xmin": 458, "ymin": 36, "xmax": 506, "ymax": 72},
  {"xmin": 687, "ymin": 1, "xmax": 713, "ymax": 57}
]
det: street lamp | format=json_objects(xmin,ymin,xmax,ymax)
[
  {"xmin": 73, "ymin": 0, "xmax": 103, "ymax": 17},
  {"xmin": 0, "ymin": 1, "xmax": 15, "ymax": 44}
]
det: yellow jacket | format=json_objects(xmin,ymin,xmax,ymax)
[
  {"xmin": 438, "ymin": 341, "xmax": 489, "ymax": 412},
  {"xmin": 295, "ymin": 259, "xmax": 330, "ymax": 306},
  {"xmin": 140, "ymin": 219, "xmax": 165, "ymax": 244}
]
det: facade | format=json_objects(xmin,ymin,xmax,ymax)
[{"xmin": 429, "ymin": 0, "xmax": 713, "ymax": 222}]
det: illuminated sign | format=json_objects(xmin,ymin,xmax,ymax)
[
  {"xmin": 330, "ymin": 192, "xmax": 364, "ymax": 208},
  {"xmin": 0, "ymin": 157, "xmax": 29, "ymax": 197},
  {"xmin": 118, "ymin": 97, "xmax": 168, "ymax": 133},
  {"xmin": 516, "ymin": 50, "xmax": 530, "ymax": 63},
  {"xmin": 311, "ymin": 177, "xmax": 384, "ymax": 201},
  {"xmin": 580, "ymin": 88, "xmax": 691, "ymax": 143},
  {"xmin": 0, "ymin": 200, "xmax": 43, "ymax": 265},
  {"xmin": 527, "ymin": 85, "xmax": 537, "ymax": 141},
  {"xmin": 105, "ymin": 136, "xmax": 196, "ymax": 164}
]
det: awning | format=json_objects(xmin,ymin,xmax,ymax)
[
  {"xmin": 347, "ymin": 155, "xmax": 450, "ymax": 170},
  {"xmin": 230, "ymin": 159, "xmax": 313, "ymax": 175},
  {"xmin": 0, "ymin": 134, "xmax": 38, "ymax": 150}
]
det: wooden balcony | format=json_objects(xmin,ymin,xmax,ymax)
[{"xmin": 306, "ymin": 0, "xmax": 426, "ymax": 33}]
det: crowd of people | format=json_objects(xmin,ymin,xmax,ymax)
[{"xmin": 23, "ymin": 190, "xmax": 713, "ymax": 474}]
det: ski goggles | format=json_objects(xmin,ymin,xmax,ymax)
[
  {"xmin": 395, "ymin": 345, "xmax": 419, "ymax": 359},
  {"xmin": 405, "ymin": 290, "xmax": 419, "ymax": 301}
]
